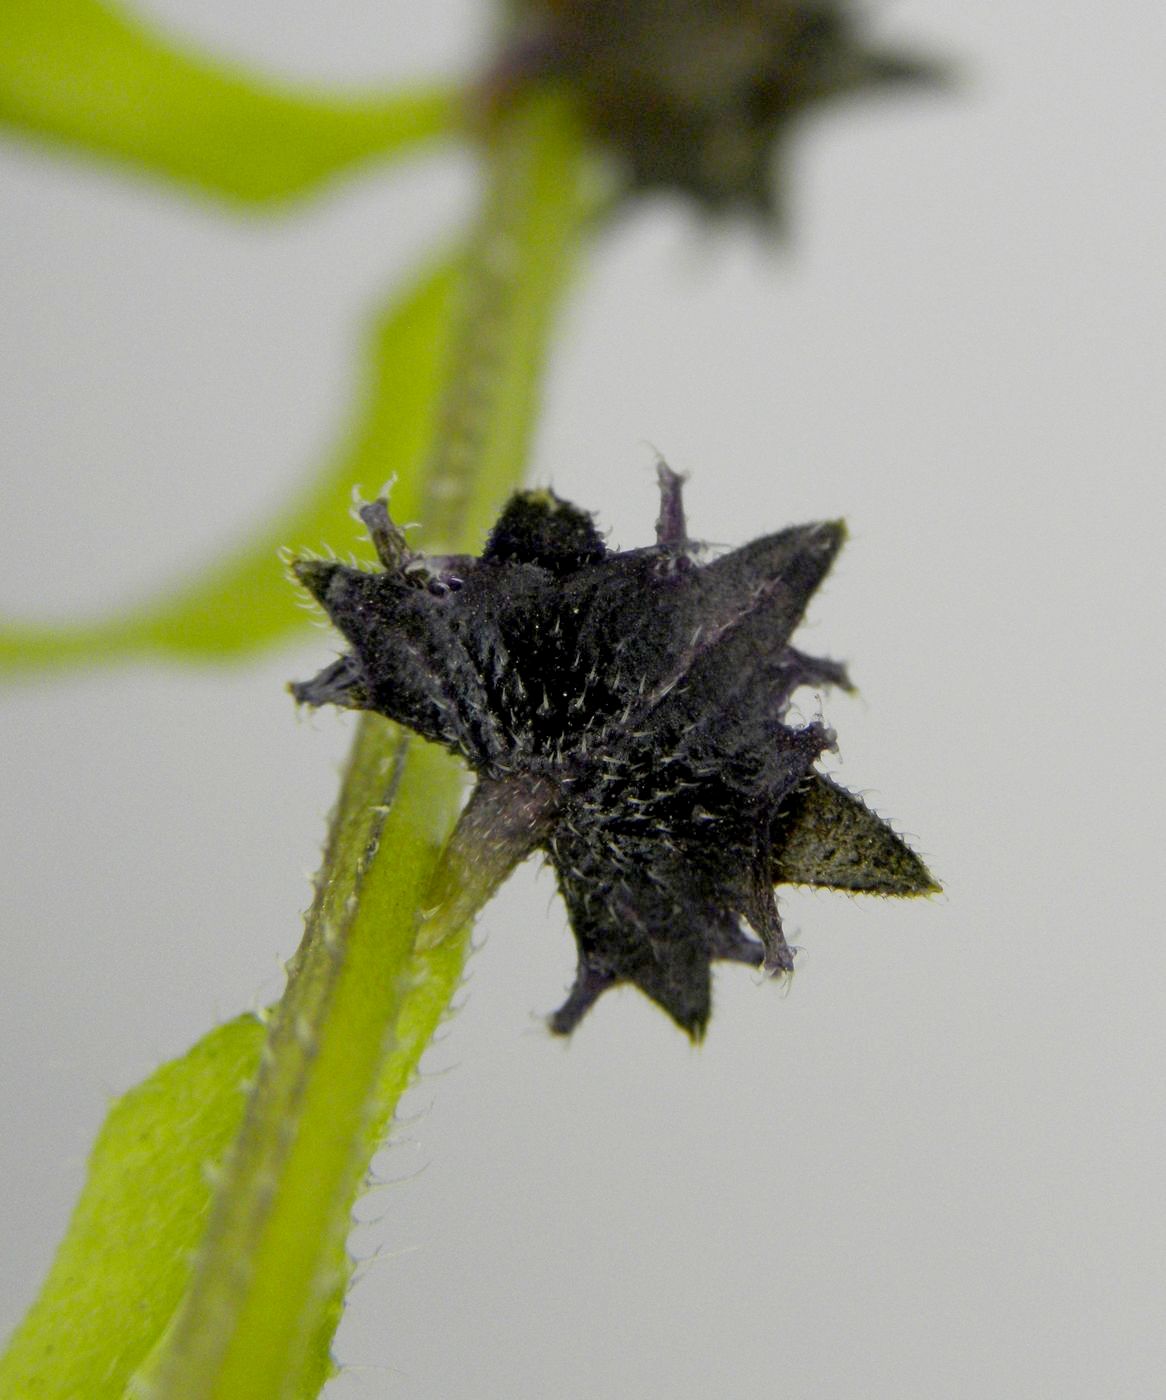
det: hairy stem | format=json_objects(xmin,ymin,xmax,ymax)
[{"xmin": 136, "ymin": 87, "xmax": 587, "ymax": 1400}]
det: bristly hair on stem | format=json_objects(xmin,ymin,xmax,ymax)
[{"xmin": 134, "ymin": 89, "xmax": 591, "ymax": 1399}]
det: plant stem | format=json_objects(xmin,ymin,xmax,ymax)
[{"xmin": 136, "ymin": 87, "xmax": 587, "ymax": 1400}]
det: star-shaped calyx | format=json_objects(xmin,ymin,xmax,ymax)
[
  {"xmin": 501, "ymin": 0, "xmax": 942, "ymax": 216},
  {"xmin": 292, "ymin": 467, "xmax": 936, "ymax": 1037}
]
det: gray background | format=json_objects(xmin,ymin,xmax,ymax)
[{"xmin": 2, "ymin": 2, "xmax": 1164, "ymax": 1397}]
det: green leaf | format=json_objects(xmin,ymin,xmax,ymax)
[
  {"xmin": 0, "ymin": 253, "xmax": 459, "ymax": 675},
  {"xmin": 0, "ymin": 0, "xmax": 459, "ymax": 203},
  {"xmin": 0, "ymin": 1013, "xmax": 266, "ymax": 1399}
]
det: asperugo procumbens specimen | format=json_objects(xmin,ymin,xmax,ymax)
[
  {"xmin": 496, "ymin": 0, "xmax": 941, "ymax": 217},
  {"xmin": 292, "ymin": 466, "xmax": 937, "ymax": 1037}
]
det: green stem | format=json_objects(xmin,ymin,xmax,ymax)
[{"xmin": 135, "ymin": 88, "xmax": 587, "ymax": 1400}]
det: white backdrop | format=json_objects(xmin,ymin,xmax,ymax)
[{"xmin": 2, "ymin": 3, "xmax": 1164, "ymax": 1397}]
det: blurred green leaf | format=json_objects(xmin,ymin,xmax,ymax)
[
  {"xmin": 0, "ymin": 252, "xmax": 458, "ymax": 675},
  {"xmin": 0, "ymin": 0, "xmax": 460, "ymax": 203},
  {"xmin": 0, "ymin": 1012, "xmax": 266, "ymax": 1399}
]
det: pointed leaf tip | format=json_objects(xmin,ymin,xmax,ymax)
[
  {"xmin": 773, "ymin": 772, "xmax": 938, "ymax": 897},
  {"xmin": 288, "ymin": 653, "xmax": 368, "ymax": 711},
  {"xmin": 291, "ymin": 557, "xmax": 342, "ymax": 603}
]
